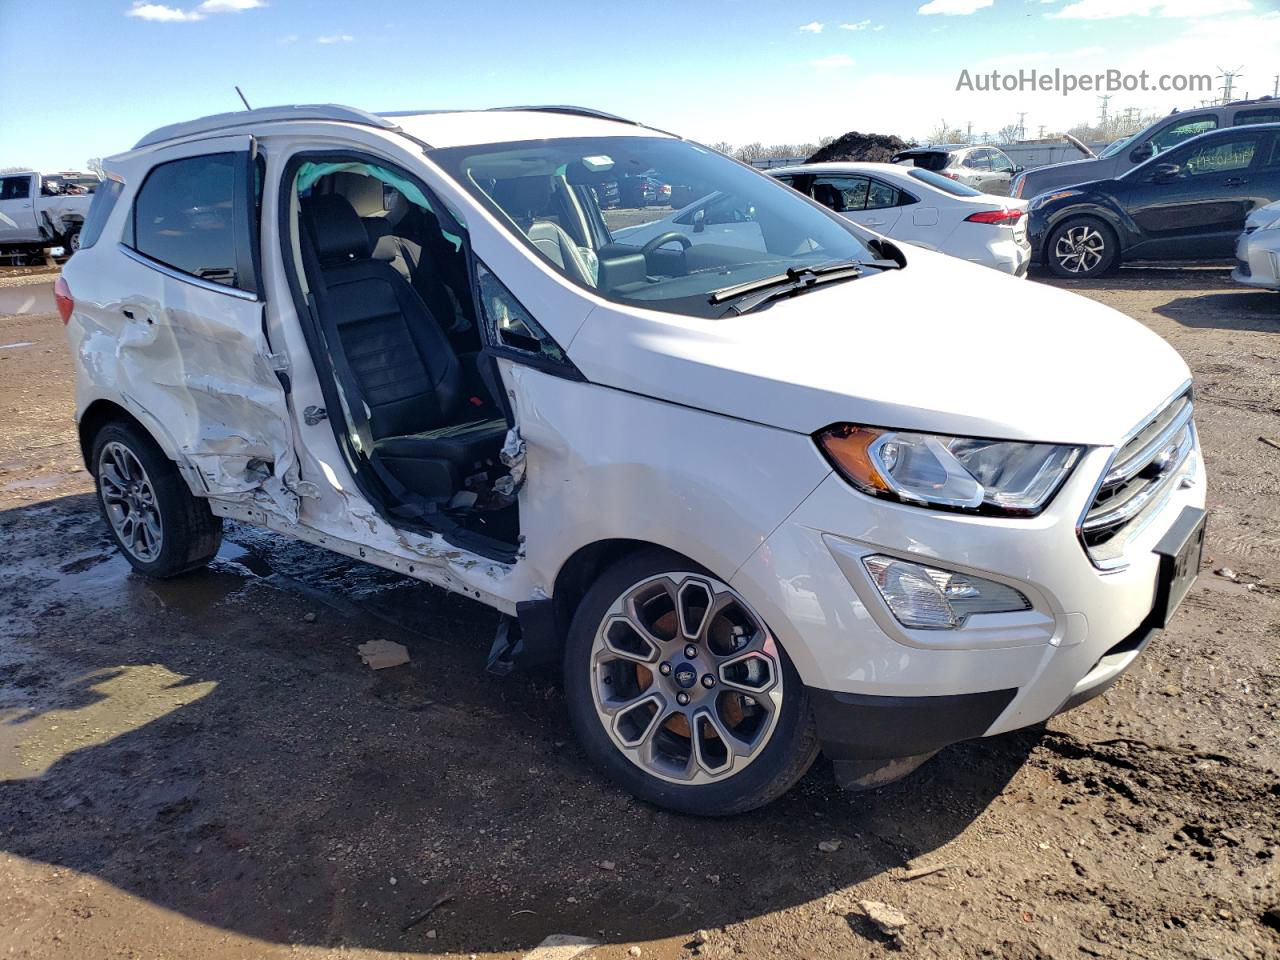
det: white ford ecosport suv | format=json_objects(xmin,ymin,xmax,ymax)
[{"xmin": 59, "ymin": 104, "xmax": 1206, "ymax": 815}]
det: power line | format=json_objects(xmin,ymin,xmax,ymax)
[{"xmin": 1097, "ymin": 95, "xmax": 1111, "ymax": 128}]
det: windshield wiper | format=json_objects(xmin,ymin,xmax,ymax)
[{"xmin": 709, "ymin": 259, "xmax": 885, "ymax": 314}]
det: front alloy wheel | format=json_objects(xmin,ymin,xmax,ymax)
[
  {"xmin": 565, "ymin": 549, "xmax": 819, "ymax": 815},
  {"xmin": 591, "ymin": 572, "xmax": 784, "ymax": 784}
]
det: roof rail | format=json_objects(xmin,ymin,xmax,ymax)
[
  {"xmin": 375, "ymin": 105, "xmax": 640, "ymax": 125},
  {"xmin": 133, "ymin": 104, "xmax": 399, "ymax": 149}
]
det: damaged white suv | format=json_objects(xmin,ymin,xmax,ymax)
[{"xmin": 60, "ymin": 105, "xmax": 1207, "ymax": 815}]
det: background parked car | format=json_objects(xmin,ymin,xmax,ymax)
[
  {"xmin": 769, "ymin": 162, "xmax": 1030, "ymax": 275},
  {"xmin": 890, "ymin": 144, "xmax": 1021, "ymax": 196},
  {"xmin": 1233, "ymin": 199, "xmax": 1280, "ymax": 291},
  {"xmin": 1029, "ymin": 123, "xmax": 1280, "ymax": 278},
  {"xmin": 618, "ymin": 172, "xmax": 671, "ymax": 207},
  {"xmin": 1011, "ymin": 96, "xmax": 1280, "ymax": 200},
  {"xmin": 0, "ymin": 170, "xmax": 97, "ymax": 255}
]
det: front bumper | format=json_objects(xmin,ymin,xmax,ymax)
[
  {"xmin": 730, "ymin": 432, "xmax": 1206, "ymax": 763},
  {"xmin": 1232, "ymin": 231, "xmax": 1280, "ymax": 290}
]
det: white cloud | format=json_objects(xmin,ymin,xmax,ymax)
[
  {"xmin": 799, "ymin": 20, "xmax": 825, "ymax": 32},
  {"xmin": 1050, "ymin": 0, "xmax": 1251, "ymax": 18},
  {"xmin": 197, "ymin": 0, "xmax": 265, "ymax": 10},
  {"xmin": 918, "ymin": 0, "xmax": 994, "ymax": 14},
  {"xmin": 125, "ymin": 3, "xmax": 204, "ymax": 21},
  {"xmin": 840, "ymin": 19, "xmax": 872, "ymax": 29},
  {"xmin": 316, "ymin": 33, "xmax": 354, "ymax": 43},
  {"xmin": 809, "ymin": 53, "xmax": 855, "ymax": 68}
]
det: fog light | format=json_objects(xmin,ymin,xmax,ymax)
[{"xmin": 862, "ymin": 555, "xmax": 1030, "ymax": 630}]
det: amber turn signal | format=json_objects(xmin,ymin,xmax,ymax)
[{"xmin": 816, "ymin": 425, "xmax": 889, "ymax": 493}]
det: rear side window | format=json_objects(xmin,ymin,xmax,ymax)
[
  {"xmin": 78, "ymin": 178, "xmax": 124, "ymax": 250},
  {"xmin": 1234, "ymin": 109, "xmax": 1280, "ymax": 126},
  {"xmin": 893, "ymin": 151, "xmax": 949, "ymax": 172},
  {"xmin": 131, "ymin": 153, "xmax": 249, "ymax": 291},
  {"xmin": 1, "ymin": 176, "xmax": 30, "ymax": 200}
]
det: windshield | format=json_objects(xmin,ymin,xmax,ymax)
[
  {"xmin": 1098, "ymin": 134, "xmax": 1136, "ymax": 160},
  {"xmin": 430, "ymin": 136, "xmax": 881, "ymax": 318},
  {"xmin": 907, "ymin": 168, "xmax": 983, "ymax": 196}
]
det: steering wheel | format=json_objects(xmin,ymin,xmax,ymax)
[{"xmin": 640, "ymin": 232, "xmax": 693, "ymax": 257}]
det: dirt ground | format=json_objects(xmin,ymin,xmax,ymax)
[{"xmin": 0, "ymin": 265, "xmax": 1277, "ymax": 960}]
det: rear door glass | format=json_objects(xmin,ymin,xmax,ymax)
[
  {"xmin": 131, "ymin": 153, "xmax": 248, "ymax": 290},
  {"xmin": 79, "ymin": 178, "xmax": 124, "ymax": 249},
  {"xmin": 865, "ymin": 179, "xmax": 900, "ymax": 209},
  {"xmin": 1234, "ymin": 108, "xmax": 1280, "ymax": 126}
]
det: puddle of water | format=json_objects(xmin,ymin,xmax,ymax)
[{"xmin": 0, "ymin": 281, "xmax": 54, "ymax": 316}]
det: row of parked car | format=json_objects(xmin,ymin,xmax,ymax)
[{"xmin": 755, "ymin": 97, "xmax": 1280, "ymax": 287}]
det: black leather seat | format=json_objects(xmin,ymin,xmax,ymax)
[{"xmin": 299, "ymin": 194, "xmax": 506, "ymax": 500}]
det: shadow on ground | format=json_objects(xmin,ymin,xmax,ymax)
[{"xmin": 0, "ymin": 493, "xmax": 1038, "ymax": 954}]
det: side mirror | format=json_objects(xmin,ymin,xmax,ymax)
[
  {"xmin": 692, "ymin": 208, "xmax": 706, "ymax": 234},
  {"xmin": 1151, "ymin": 163, "xmax": 1181, "ymax": 183},
  {"xmin": 1011, "ymin": 164, "xmax": 1025, "ymax": 174},
  {"xmin": 1130, "ymin": 141, "xmax": 1155, "ymax": 164}
]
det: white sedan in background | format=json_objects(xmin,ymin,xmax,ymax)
[
  {"xmin": 1233, "ymin": 200, "xmax": 1280, "ymax": 291},
  {"xmin": 768, "ymin": 162, "xmax": 1031, "ymax": 276}
]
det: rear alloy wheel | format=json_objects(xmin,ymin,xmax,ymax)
[
  {"xmin": 1046, "ymin": 217, "xmax": 1117, "ymax": 279},
  {"xmin": 91, "ymin": 421, "xmax": 223, "ymax": 578},
  {"xmin": 565, "ymin": 549, "xmax": 819, "ymax": 815}
]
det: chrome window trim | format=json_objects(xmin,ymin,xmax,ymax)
[
  {"xmin": 1076, "ymin": 379, "xmax": 1194, "ymax": 572},
  {"xmin": 118, "ymin": 243, "xmax": 259, "ymax": 302}
]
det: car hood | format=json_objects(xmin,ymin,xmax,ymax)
[
  {"xmin": 1022, "ymin": 157, "xmax": 1105, "ymax": 191},
  {"xmin": 569, "ymin": 248, "xmax": 1190, "ymax": 446}
]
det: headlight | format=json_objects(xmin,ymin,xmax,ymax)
[
  {"xmin": 1031, "ymin": 189, "xmax": 1081, "ymax": 209},
  {"xmin": 816, "ymin": 425, "xmax": 1082, "ymax": 516},
  {"xmin": 862, "ymin": 555, "xmax": 1030, "ymax": 629}
]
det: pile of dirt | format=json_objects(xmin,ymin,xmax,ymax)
[{"xmin": 806, "ymin": 132, "xmax": 910, "ymax": 164}]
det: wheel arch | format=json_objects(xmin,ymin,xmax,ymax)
[
  {"xmin": 78, "ymin": 399, "xmax": 184, "ymax": 478},
  {"xmin": 550, "ymin": 538, "xmax": 679, "ymax": 645}
]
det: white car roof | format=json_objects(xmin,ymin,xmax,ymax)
[{"xmin": 130, "ymin": 103, "xmax": 666, "ymax": 154}]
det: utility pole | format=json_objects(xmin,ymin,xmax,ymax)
[
  {"xmin": 1097, "ymin": 95, "xmax": 1111, "ymax": 131},
  {"xmin": 1037, "ymin": 124, "xmax": 1046, "ymax": 139},
  {"xmin": 1273, "ymin": 74, "xmax": 1278, "ymax": 97},
  {"xmin": 966, "ymin": 120, "xmax": 972, "ymax": 144},
  {"xmin": 1016, "ymin": 111, "xmax": 1027, "ymax": 140},
  {"xmin": 1217, "ymin": 66, "xmax": 1242, "ymax": 104}
]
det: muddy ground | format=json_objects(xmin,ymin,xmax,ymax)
[{"xmin": 0, "ymin": 266, "xmax": 1277, "ymax": 960}]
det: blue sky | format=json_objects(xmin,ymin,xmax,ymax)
[{"xmin": 2, "ymin": 0, "xmax": 1277, "ymax": 171}]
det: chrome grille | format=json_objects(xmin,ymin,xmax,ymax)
[{"xmin": 1080, "ymin": 390, "xmax": 1196, "ymax": 569}]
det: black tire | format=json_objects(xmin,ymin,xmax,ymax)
[
  {"xmin": 65, "ymin": 229, "xmax": 81, "ymax": 254},
  {"xmin": 90, "ymin": 420, "xmax": 223, "ymax": 578},
  {"xmin": 563, "ymin": 547, "xmax": 820, "ymax": 816},
  {"xmin": 1045, "ymin": 216, "xmax": 1119, "ymax": 279}
]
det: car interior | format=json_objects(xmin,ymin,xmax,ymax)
[{"xmin": 290, "ymin": 162, "xmax": 519, "ymax": 554}]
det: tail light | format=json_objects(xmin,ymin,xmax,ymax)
[
  {"xmin": 965, "ymin": 209, "xmax": 1024, "ymax": 225},
  {"xmin": 54, "ymin": 276, "xmax": 74, "ymax": 325}
]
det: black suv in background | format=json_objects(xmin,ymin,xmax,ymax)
[
  {"xmin": 1013, "ymin": 97, "xmax": 1280, "ymax": 200},
  {"xmin": 1029, "ymin": 123, "xmax": 1280, "ymax": 278}
]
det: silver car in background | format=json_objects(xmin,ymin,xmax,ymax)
[
  {"xmin": 890, "ymin": 145, "xmax": 1021, "ymax": 196},
  {"xmin": 1233, "ymin": 200, "xmax": 1280, "ymax": 291}
]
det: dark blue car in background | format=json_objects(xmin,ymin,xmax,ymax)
[{"xmin": 1029, "ymin": 123, "xmax": 1280, "ymax": 278}]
